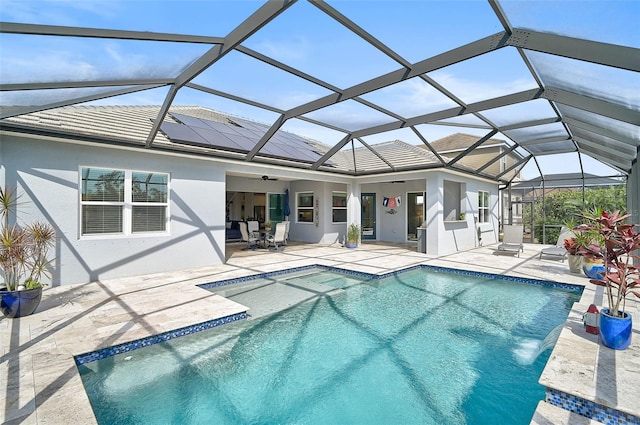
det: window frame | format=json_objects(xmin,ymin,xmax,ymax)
[
  {"xmin": 296, "ymin": 191, "xmax": 314, "ymax": 224},
  {"xmin": 331, "ymin": 191, "xmax": 347, "ymax": 224},
  {"xmin": 80, "ymin": 166, "xmax": 170, "ymax": 238},
  {"xmin": 478, "ymin": 190, "xmax": 490, "ymax": 223}
]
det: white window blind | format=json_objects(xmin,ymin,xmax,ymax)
[{"xmin": 81, "ymin": 167, "xmax": 169, "ymax": 236}]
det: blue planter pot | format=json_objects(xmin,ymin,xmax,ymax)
[
  {"xmin": 345, "ymin": 241, "xmax": 357, "ymax": 249},
  {"xmin": 0, "ymin": 287, "xmax": 43, "ymax": 318},
  {"xmin": 599, "ymin": 308, "xmax": 632, "ymax": 350},
  {"xmin": 583, "ymin": 261, "xmax": 605, "ymax": 279}
]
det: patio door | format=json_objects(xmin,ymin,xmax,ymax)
[
  {"xmin": 407, "ymin": 192, "xmax": 425, "ymax": 241},
  {"xmin": 361, "ymin": 193, "xmax": 376, "ymax": 240}
]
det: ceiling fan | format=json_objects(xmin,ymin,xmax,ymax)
[{"xmin": 249, "ymin": 175, "xmax": 278, "ymax": 181}]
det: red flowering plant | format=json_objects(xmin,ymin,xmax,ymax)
[
  {"xmin": 576, "ymin": 210, "xmax": 640, "ymax": 318},
  {"xmin": 563, "ymin": 237, "xmax": 581, "ymax": 255}
]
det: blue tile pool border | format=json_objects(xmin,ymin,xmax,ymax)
[
  {"xmin": 73, "ymin": 312, "xmax": 247, "ymax": 366},
  {"xmin": 547, "ymin": 388, "xmax": 640, "ymax": 425},
  {"xmin": 197, "ymin": 263, "xmax": 584, "ymax": 293},
  {"xmin": 75, "ymin": 263, "xmax": 582, "ymax": 367}
]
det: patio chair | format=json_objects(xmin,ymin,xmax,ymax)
[
  {"xmin": 266, "ymin": 222, "xmax": 287, "ymax": 250},
  {"xmin": 283, "ymin": 220, "xmax": 290, "ymax": 245},
  {"xmin": 539, "ymin": 226, "xmax": 574, "ymax": 261},
  {"xmin": 497, "ymin": 224, "xmax": 524, "ymax": 257},
  {"xmin": 247, "ymin": 220, "xmax": 260, "ymax": 238},
  {"xmin": 239, "ymin": 221, "xmax": 259, "ymax": 250}
]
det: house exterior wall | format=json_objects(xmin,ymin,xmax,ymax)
[
  {"xmin": 1, "ymin": 134, "xmax": 227, "ymax": 286},
  {"xmin": 287, "ymin": 180, "xmax": 348, "ymax": 244},
  {"xmin": 1, "ymin": 132, "xmax": 502, "ymax": 286},
  {"xmin": 427, "ymin": 172, "xmax": 499, "ymax": 254},
  {"xmin": 361, "ymin": 180, "xmax": 427, "ymax": 243}
]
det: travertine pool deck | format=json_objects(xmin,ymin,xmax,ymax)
[{"xmin": 1, "ymin": 242, "xmax": 638, "ymax": 424}]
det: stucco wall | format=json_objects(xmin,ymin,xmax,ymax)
[
  {"xmin": 287, "ymin": 180, "xmax": 349, "ymax": 244},
  {"xmin": 2, "ymin": 135, "xmax": 226, "ymax": 286}
]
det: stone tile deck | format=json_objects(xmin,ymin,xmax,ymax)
[{"xmin": 1, "ymin": 242, "xmax": 638, "ymax": 424}]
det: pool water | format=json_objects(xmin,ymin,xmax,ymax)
[{"xmin": 78, "ymin": 267, "xmax": 581, "ymax": 424}]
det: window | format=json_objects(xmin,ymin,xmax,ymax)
[
  {"xmin": 81, "ymin": 167, "xmax": 169, "ymax": 236},
  {"xmin": 131, "ymin": 171, "xmax": 168, "ymax": 233},
  {"xmin": 479, "ymin": 190, "xmax": 490, "ymax": 223},
  {"xmin": 332, "ymin": 192, "xmax": 347, "ymax": 223},
  {"xmin": 443, "ymin": 180, "xmax": 465, "ymax": 221},
  {"xmin": 297, "ymin": 192, "xmax": 314, "ymax": 223}
]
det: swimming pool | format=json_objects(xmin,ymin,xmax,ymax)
[{"xmin": 77, "ymin": 266, "xmax": 582, "ymax": 424}]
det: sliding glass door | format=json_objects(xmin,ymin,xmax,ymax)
[
  {"xmin": 361, "ymin": 193, "xmax": 376, "ymax": 240},
  {"xmin": 407, "ymin": 192, "xmax": 425, "ymax": 241}
]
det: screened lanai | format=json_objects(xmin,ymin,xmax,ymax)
[{"xmin": 1, "ymin": 0, "xmax": 639, "ymax": 221}]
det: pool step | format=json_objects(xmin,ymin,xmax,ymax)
[{"xmin": 530, "ymin": 401, "xmax": 604, "ymax": 425}]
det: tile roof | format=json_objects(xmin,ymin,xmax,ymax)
[{"xmin": 426, "ymin": 133, "xmax": 509, "ymax": 153}]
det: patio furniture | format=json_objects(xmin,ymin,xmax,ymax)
[
  {"xmin": 539, "ymin": 226, "xmax": 574, "ymax": 261},
  {"xmin": 498, "ymin": 225, "xmax": 524, "ymax": 257},
  {"xmin": 266, "ymin": 222, "xmax": 287, "ymax": 250},
  {"xmin": 283, "ymin": 220, "xmax": 290, "ymax": 245},
  {"xmin": 247, "ymin": 220, "xmax": 260, "ymax": 237},
  {"xmin": 239, "ymin": 221, "xmax": 259, "ymax": 250}
]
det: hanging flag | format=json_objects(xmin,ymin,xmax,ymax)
[{"xmin": 388, "ymin": 197, "xmax": 396, "ymax": 208}]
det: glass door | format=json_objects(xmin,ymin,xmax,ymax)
[
  {"xmin": 361, "ymin": 193, "xmax": 376, "ymax": 240},
  {"xmin": 407, "ymin": 192, "xmax": 425, "ymax": 241}
]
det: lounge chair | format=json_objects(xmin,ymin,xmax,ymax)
[
  {"xmin": 498, "ymin": 224, "xmax": 524, "ymax": 257},
  {"xmin": 539, "ymin": 226, "xmax": 574, "ymax": 261},
  {"xmin": 239, "ymin": 221, "xmax": 259, "ymax": 250},
  {"xmin": 266, "ymin": 222, "xmax": 287, "ymax": 250}
]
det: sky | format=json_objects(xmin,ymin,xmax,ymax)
[{"xmin": 1, "ymin": 0, "xmax": 638, "ymax": 179}]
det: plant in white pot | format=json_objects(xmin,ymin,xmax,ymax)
[
  {"xmin": 0, "ymin": 186, "xmax": 56, "ymax": 318},
  {"xmin": 577, "ymin": 210, "xmax": 640, "ymax": 350}
]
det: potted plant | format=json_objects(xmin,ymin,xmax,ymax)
[
  {"xmin": 563, "ymin": 237, "xmax": 584, "ymax": 274},
  {"xmin": 0, "ymin": 186, "xmax": 56, "ymax": 318},
  {"xmin": 577, "ymin": 210, "xmax": 640, "ymax": 350},
  {"xmin": 346, "ymin": 223, "xmax": 360, "ymax": 249}
]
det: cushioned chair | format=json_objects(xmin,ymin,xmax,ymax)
[
  {"xmin": 539, "ymin": 226, "xmax": 574, "ymax": 261},
  {"xmin": 266, "ymin": 222, "xmax": 287, "ymax": 250},
  {"xmin": 247, "ymin": 220, "xmax": 260, "ymax": 238},
  {"xmin": 239, "ymin": 221, "xmax": 259, "ymax": 250},
  {"xmin": 498, "ymin": 224, "xmax": 524, "ymax": 257}
]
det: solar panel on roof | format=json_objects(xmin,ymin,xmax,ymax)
[
  {"xmin": 190, "ymin": 126, "xmax": 245, "ymax": 151},
  {"xmin": 159, "ymin": 121, "xmax": 209, "ymax": 144},
  {"xmin": 169, "ymin": 113, "xmax": 211, "ymax": 129},
  {"xmin": 161, "ymin": 113, "xmax": 334, "ymax": 164},
  {"xmin": 204, "ymin": 120, "xmax": 242, "ymax": 136},
  {"xmin": 232, "ymin": 126, "xmax": 263, "ymax": 140},
  {"xmin": 222, "ymin": 132, "xmax": 259, "ymax": 151}
]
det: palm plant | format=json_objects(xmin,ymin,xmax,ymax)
[{"xmin": 0, "ymin": 187, "xmax": 56, "ymax": 291}]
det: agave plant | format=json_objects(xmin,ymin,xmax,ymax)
[
  {"xmin": 0, "ymin": 187, "xmax": 56, "ymax": 291},
  {"xmin": 576, "ymin": 210, "xmax": 640, "ymax": 317}
]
